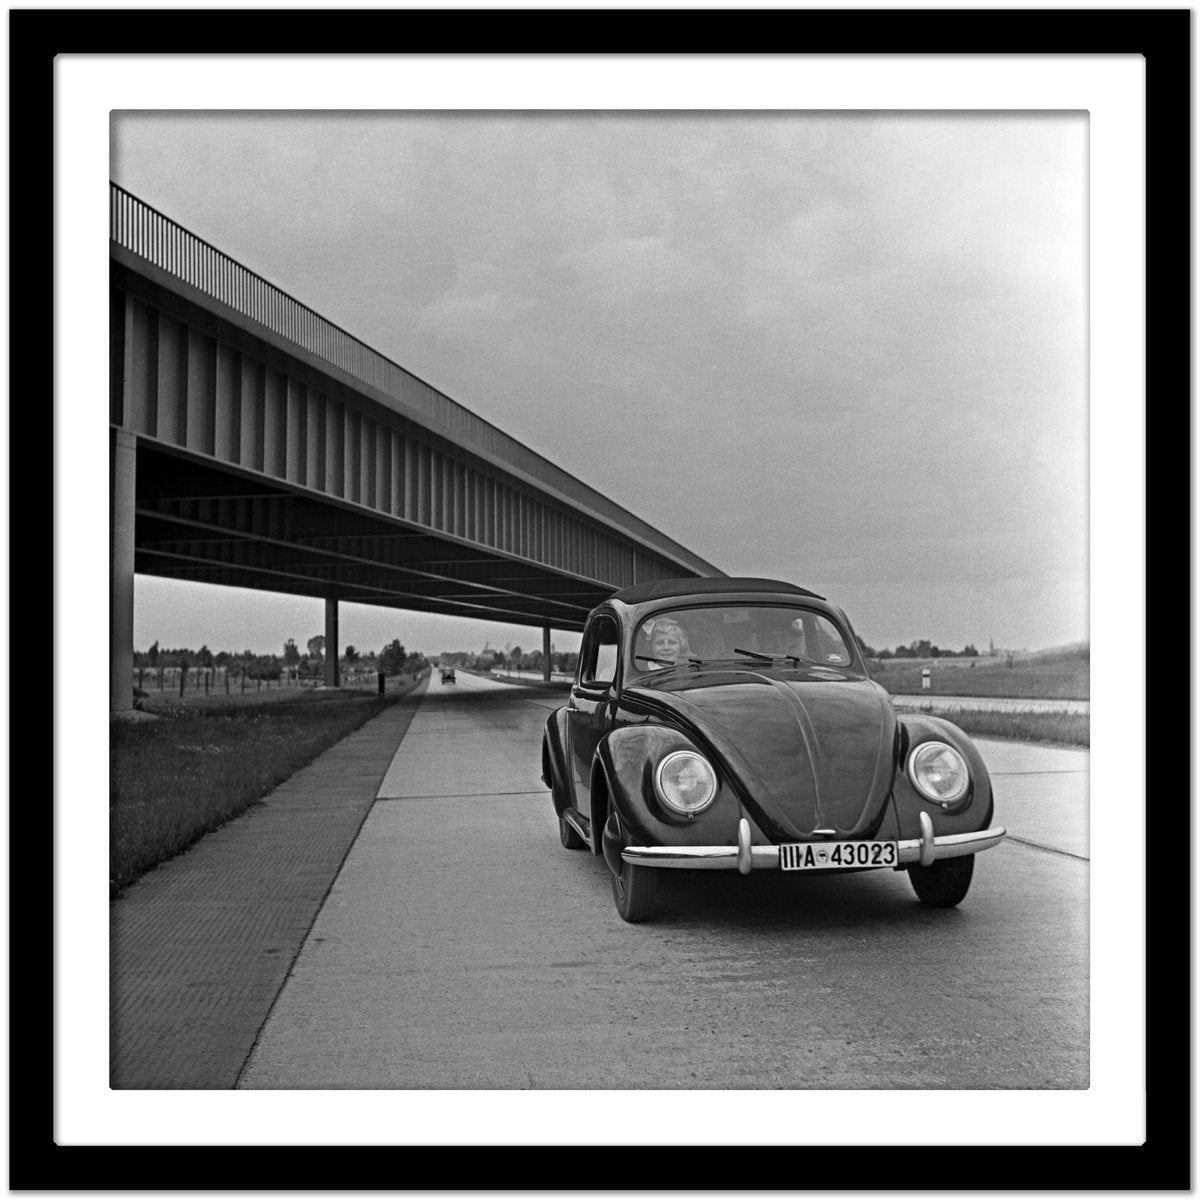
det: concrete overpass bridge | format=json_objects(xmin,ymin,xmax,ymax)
[{"xmin": 110, "ymin": 184, "xmax": 722, "ymax": 710}]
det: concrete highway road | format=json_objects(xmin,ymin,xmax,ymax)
[{"xmin": 239, "ymin": 670, "xmax": 1087, "ymax": 1090}]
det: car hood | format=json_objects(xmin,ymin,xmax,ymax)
[{"xmin": 625, "ymin": 668, "xmax": 897, "ymax": 841}]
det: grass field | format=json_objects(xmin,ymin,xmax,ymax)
[
  {"xmin": 868, "ymin": 646, "xmax": 1089, "ymax": 701},
  {"xmin": 895, "ymin": 706, "xmax": 1089, "ymax": 748},
  {"xmin": 111, "ymin": 683, "xmax": 419, "ymax": 895}
]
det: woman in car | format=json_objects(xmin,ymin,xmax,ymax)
[{"xmin": 637, "ymin": 616, "xmax": 692, "ymax": 668}]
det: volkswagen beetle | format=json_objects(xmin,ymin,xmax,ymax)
[{"xmin": 541, "ymin": 578, "xmax": 1006, "ymax": 922}]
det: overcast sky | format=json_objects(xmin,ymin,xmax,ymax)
[{"xmin": 113, "ymin": 110, "xmax": 1086, "ymax": 658}]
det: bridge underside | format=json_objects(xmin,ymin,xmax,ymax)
[
  {"xmin": 110, "ymin": 184, "xmax": 722, "ymax": 709},
  {"xmin": 134, "ymin": 442, "xmax": 614, "ymax": 631}
]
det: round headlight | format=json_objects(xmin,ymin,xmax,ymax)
[
  {"xmin": 907, "ymin": 740, "xmax": 970, "ymax": 805},
  {"xmin": 655, "ymin": 751, "xmax": 717, "ymax": 816}
]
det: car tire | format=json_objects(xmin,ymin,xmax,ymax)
[
  {"xmin": 908, "ymin": 854, "xmax": 974, "ymax": 907},
  {"xmin": 558, "ymin": 810, "xmax": 587, "ymax": 850},
  {"xmin": 611, "ymin": 856, "xmax": 658, "ymax": 923}
]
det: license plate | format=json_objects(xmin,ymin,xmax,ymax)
[{"xmin": 780, "ymin": 841, "xmax": 898, "ymax": 870}]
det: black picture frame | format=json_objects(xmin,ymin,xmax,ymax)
[{"xmin": 15, "ymin": 7, "xmax": 1186, "ymax": 1190}]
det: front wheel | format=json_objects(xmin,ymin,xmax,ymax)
[
  {"xmin": 611, "ymin": 856, "xmax": 658, "ymax": 923},
  {"xmin": 908, "ymin": 854, "xmax": 974, "ymax": 907},
  {"xmin": 605, "ymin": 809, "xmax": 658, "ymax": 922}
]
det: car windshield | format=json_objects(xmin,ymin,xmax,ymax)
[{"xmin": 629, "ymin": 604, "xmax": 858, "ymax": 673}]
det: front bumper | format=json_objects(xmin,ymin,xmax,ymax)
[{"xmin": 621, "ymin": 814, "xmax": 1007, "ymax": 874}]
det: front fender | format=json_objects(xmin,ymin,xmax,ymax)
[
  {"xmin": 595, "ymin": 725, "xmax": 745, "ymax": 872},
  {"xmin": 892, "ymin": 713, "xmax": 994, "ymax": 839},
  {"xmin": 542, "ymin": 707, "xmax": 572, "ymax": 813}
]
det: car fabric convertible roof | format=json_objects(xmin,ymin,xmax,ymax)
[{"xmin": 610, "ymin": 577, "xmax": 825, "ymax": 605}]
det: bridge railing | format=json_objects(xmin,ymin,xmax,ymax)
[{"xmin": 110, "ymin": 183, "xmax": 718, "ymax": 579}]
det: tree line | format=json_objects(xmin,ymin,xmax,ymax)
[
  {"xmin": 135, "ymin": 636, "xmax": 429, "ymax": 684},
  {"xmin": 136, "ymin": 633, "xmax": 986, "ymax": 691},
  {"xmin": 435, "ymin": 647, "xmax": 579, "ymax": 675},
  {"xmin": 856, "ymin": 638, "xmax": 982, "ymax": 661}
]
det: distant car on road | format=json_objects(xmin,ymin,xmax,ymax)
[
  {"xmin": 541, "ymin": 578, "xmax": 1005, "ymax": 922},
  {"xmin": 440, "ymin": 667, "xmax": 456, "ymax": 684}
]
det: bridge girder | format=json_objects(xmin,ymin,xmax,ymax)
[
  {"xmin": 131, "ymin": 442, "xmax": 613, "ymax": 629},
  {"xmin": 110, "ymin": 184, "xmax": 723, "ymax": 708}
]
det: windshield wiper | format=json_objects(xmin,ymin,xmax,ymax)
[
  {"xmin": 634, "ymin": 654, "xmax": 705, "ymax": 668},
  {"xmin": 734, "ymin": 647, "xmax": 804, "ymax": 666}
]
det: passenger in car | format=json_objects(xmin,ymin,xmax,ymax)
[{"xmin": 646, "ymin": 617, "xmax": 692, "ymax": 666}]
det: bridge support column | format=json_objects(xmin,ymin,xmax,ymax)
[
  {"xmin": 324, "ymin": 599, "xmax": 340, "ymax": 688},
  {"xmin": 542, "ymin": 626, "xmax": 552, "ymax": 682},
  {"xmin": 111, "ymin": 429, "xmax": 137, "ymax": 713}
]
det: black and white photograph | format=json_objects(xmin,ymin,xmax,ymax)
[
  {"xmin": 107, "ymin": 105, "xmax": 1090, "ymax": 1095},
  {"xmin": 25, "ymin": 21, "xmax": 1177, "ymax": 1179}
]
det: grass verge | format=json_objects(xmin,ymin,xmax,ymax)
[
  {"xmin": 868, "ymin": 654, "xmax": 1088, "ymax": 701},
  {"xmin": 111, "ymin": 686, "xmax": 415, "ymax": 895},
  {"xmin": 896, "ymin": 706, "xmax": 1089, "ymax": 748}
]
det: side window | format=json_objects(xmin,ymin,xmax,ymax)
[{"xmin": 580, "ymin": 616, "xmax": 619, "ymax": 685}]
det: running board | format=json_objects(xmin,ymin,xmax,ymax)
[{"xmin": 564, "ymin": 809, "xmax": 591, "ymax": 847}]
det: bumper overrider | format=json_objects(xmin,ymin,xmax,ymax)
[{"xmin": 621, "ymin": 813, "xmax": 1007, "ymax": 875}]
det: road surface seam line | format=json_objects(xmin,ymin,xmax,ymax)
[
  {"xmin": 231, "ymin": 696, "xmax": 425, "ymax": 1089},
  {"xmin": 991, "ymin": 769, "xmax": 1087, "ymax": 776},
  {"xmin": 375, "ymin": 790, "xmax": 547, "ymax": 801},
  {"xmin": 1005, "ymin": 835, "xmax": 1088, "ymax": 862}
]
